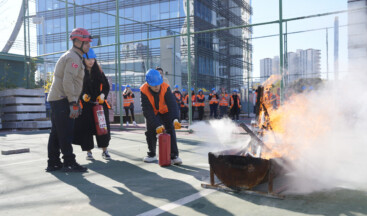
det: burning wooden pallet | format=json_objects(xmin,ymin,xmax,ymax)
[{"xmin": 201, "ymin": 123, "xmax": 289, "ymax": 199}]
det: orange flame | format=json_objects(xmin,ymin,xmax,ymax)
[{"xmin": 257, "ymin": 83, "xmax": 332, "ymax": 160}]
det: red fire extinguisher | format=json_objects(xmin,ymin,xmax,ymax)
[
  {"xmin": 93, "ymin": 104, "xmax": 108, "ymax": 136},
  {"xmin": 158, "ymin": 132, "xmax": 171, "ymax": 167}
]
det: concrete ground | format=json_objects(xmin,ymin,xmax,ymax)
[{"xmin": 0, "ymin": 121, "xmax": 366, "ymax": 216}]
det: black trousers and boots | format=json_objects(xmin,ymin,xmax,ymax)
[
  {"xmin": 209, "ymin": 104, "xmax": 218, "ymax": 119},
  {"xmin": 219, "ymin": 106, "xmax": 228, "ymax": 118},
  {"xmin": 124, "ymin": 106, "xmax": 135, "ymax": 123},
  {"xmin": 198, "ymin": 106, "xmax": 204, "ymax": 120},
  {"xmin": 191, "ymin": 106, "xmax": 196, "ymax": 120},
  {"xmin": 231, "ymin": 107, "xmax": 240, "ymax": 120},
  {"xmin": 180, "ymin": 107, "xmax": 188, "ymax": 120},
  {"xmin": 145, "ymin": 112, "xmax": 179, "ymax": 159},
  {"xmin": 47, "ymin": 99, "xmax": 86, "ymax": 172}
]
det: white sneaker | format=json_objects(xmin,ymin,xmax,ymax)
[
  {"xmin": 102, "ymin": 151, "xmax": 111, "ymax": 160},
  {"xmin": 126, "ymin": 122, "xmax": 129, "ymax": 127},
  {"xmin": 86, "ymin": 152, "xmax": 94, "ymax": 160},
  {"xmin": 171, "ymin": 156, "xmax": 182, "ymax": 165},
  {"xmin": 133, "ymin": 121, "xmax": 137, "ymax": 126},
  {"xmin": 143, "ymin": 156, "xmax": 157, "ymax": 163}
]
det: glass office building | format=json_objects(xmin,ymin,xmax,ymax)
[{"xmin": 35, "ymin": 0, "xmax": 252, "ymax": 91}]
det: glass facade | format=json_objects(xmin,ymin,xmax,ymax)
[{"xmin": 36, "ymin": 0, "xmax": 252, "ymax": 90}]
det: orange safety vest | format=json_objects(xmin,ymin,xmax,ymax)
[
  {"xmin": 140, "ymin": 82, "xmax": 169, "ymax": 115},
  {"xmin": 230, "ymin": 95, "xmax": 241, "ymax": 109},
  {"xmin": 174, "ymin": 92, "xmax": 182, "ymax": 101},
  {"xmin": 209, "ymin": 94, "xmax": 219, "ymax": 105},
  {"xmin": 219, "ymin": 93, "xmax": 229, "ymax": 106},
  {"xmin": 181, "ymin": 94, "xmax": 188, "ymax": 107},
  {"xmin": 196, "ymin": 94, "xmax": 205, "ymax": 107},
  {"xmin": 123, "ymin": 94, "xmax": 134, "ymax": 107},
  {"xmin": 191, "ymin": 94, "xmax": 197, "ymax": 107}
]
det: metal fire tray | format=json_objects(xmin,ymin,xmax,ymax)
[{"xmin": 201, "ymin": 150, "xmax": 287, "ymax": 199}]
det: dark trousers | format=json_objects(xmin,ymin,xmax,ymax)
[
  {"xmin": 191, "ymin": 106, "xmax": 196, "ymax": 120},
  {"xmin": 210, "ymin": 104, "xmax": 218, "ymax": 118},
  {"xmin": 176, "ymin": 103, "xmax": 181, "ymax": 120},
  {"xmin": 145, "ymin": 113, "xmax": 179, "ymax": 159},
  {"xmin": 73, "ymin": 103, "xmax": 111, "ymax": 151},
  {"xmin": 198, "ymin": 106, "xmax": 204, "ymax": 120},
  {"xmin": 180, "ymin": 107, "xmax": 188, "ymax": 120},
  {"xmin": 47, "ymin": 99, "xmax": 76, "ymax": 166},
  {"xmin": 219, "ymin": 106, "xmax": 228, "ymax": 118},
  {"xmin": 124, "ymin": 106, "xmax": 135, "ymax": 122},
  {"xmin": 231, "ymin": 107, "xmax": 240, "ymax": 120}
]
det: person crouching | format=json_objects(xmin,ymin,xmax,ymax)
[{"xmin": 140, "ymin": 69, "xmax": 182, "ymax": 165}]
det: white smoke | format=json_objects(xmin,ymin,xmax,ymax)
[
  {"xmin": 279, "ymin": 69, "xmax": 367, "ymax": 194},
  {"xmin": 189, "ymin": 118, "xmax": 248, "ymax": 154}
]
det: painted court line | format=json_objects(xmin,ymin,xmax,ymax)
[{"xmin": 137, "ymin": 189, "xmax": 216, "ymax": 216}]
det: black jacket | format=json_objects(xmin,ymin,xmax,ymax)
[
  {"xmin": 73, "ymin": 67, "xmax": 110, "ymax": 149},
  {"xmin": 196, "ymin": 93, "xmax": 205, "ymax": 103},
  {"xmin": 141, "ymin": 86, "xmax": 179, "ymax": 129},
  {"xmin": 229, "ymin": 95, "xmax": 241, "ymax": 110},
  {"xmin": 173, "ymin": 90, "xmax": 183, "ymax": 104}
]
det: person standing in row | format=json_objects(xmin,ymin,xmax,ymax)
[
  {"xmin": 219, "ymin": 88, "xmax": 230, "ymax": 119},
  {"xmin": 46, "ymin": 28, "xmax": 91, "ymax": 172},
  {"xmin": 196, "ymin": 89, "xmax": 205, "ymax": 120},
  {"xmin": 180, "ymin": 88, "xmax": 188, "ymax": 121},
  {"xmin": 140, "ymin": 69, "xmax": 182, "ymax": 165},
  {"xmin": 229, "ymin": 89, "xmax": 241, "ymax": 121},
  {"xmin": 208, "ymin": 88, "xmax": 219, "ymax": 119},
  {"xmin": 172, "ymin": 85, "xmax": 182, "ymax": 120},
  {"xmin": 191, "ymin": 88, "xmax": 197, "ymax": 120},
  {"xmin": 73, "ymin": 48, "xmax": 112, "ymax": 160},
  {"xmin": 123, "ymin": 85, "xmax": 136, "ymax": 126}
]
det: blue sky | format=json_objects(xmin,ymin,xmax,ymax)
[{"xmin": 251, "ymin": 0, "xmax": 348, "ymax": 80}]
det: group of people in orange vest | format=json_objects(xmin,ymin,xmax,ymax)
[{"xmin": 172, "ymin": 86, "xmax": 242, "ymax": 121}]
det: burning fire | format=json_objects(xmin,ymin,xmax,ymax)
[{"xmin": 253, "ymin": 76, "xmax": 332, "ymax": 160}]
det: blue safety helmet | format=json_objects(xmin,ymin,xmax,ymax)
[
  {"xmin": 126, "ymin": 85, "xmax": 130, "ymax": 88},
  {"xmin": 182, "ymin": 88, "xmax": 186, "ymax": 92},
  {"xmin": 233, "ymin": 89, "xmax": 238, "ymax": 93},
  {"xmin": 191, "ymin": 87, "xmax": 194, "ymax": 91},
  {"xmin": 198, "ymin": 89, "xmax": 203, "ymax": 93},
  {"xmin": 174, "ymin": 85, "xmax": 179, "ymax": 88},
  {"xmin": 83, "ymin": 48, "xmax": 97, "ymax": 59},
  {"xmin": 145, "ymin": 69, "xmax": 163, "ymax": 86},
  {"xmin": 302, "ymin": 86, "xmax": 307, "ymax": 91},
  {"xmin": 212, "ymin": 88, "xmax": 216, "ymax": 91}
]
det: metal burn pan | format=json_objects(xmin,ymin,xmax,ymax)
[
  {"xmin": 208, "ymin": 151, "xmax": 271, "ymax": 189},
  {"xmin": 203, "ymin": 149, "xmax": 287, "ymax": 198}
]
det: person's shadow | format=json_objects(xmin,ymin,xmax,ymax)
[
  {"xmin": 51, "ymin": 169, "xmax": 164, "ymax": 216},
  {"xmin": 53, "ymin": 160, "xmax": 233, "ymax": 216}
]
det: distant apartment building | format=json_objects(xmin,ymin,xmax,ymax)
[
  {"xmin": 260, "ymin": 58, "xmax": 272, "ymax": 83},
  {"xmin": 260, "ymin": 48, "xmax": 321, "ymax": 84}
]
